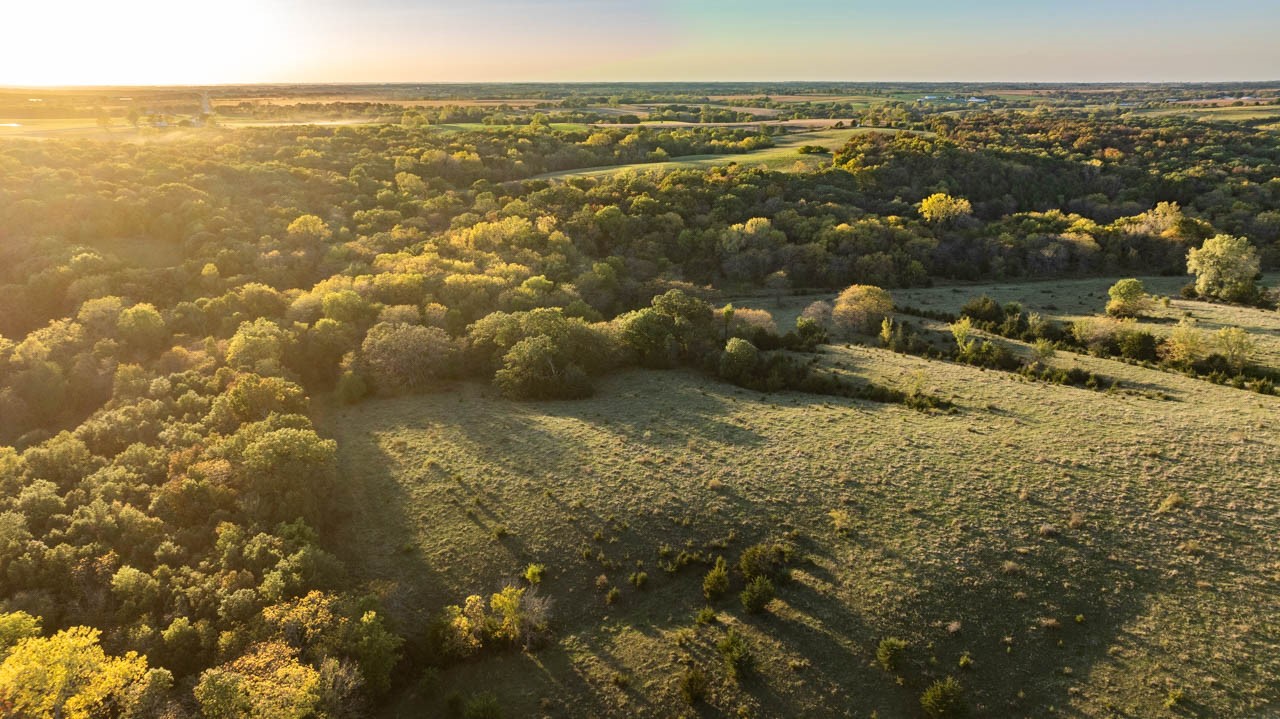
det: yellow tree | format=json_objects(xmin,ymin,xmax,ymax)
[
  {"xmin": 917, "ymin": 193, "xmax": 973, "ymax": 225},
  {"xmin": 0, "ymin": 625, "xmax": 170, "ymax": 719}
]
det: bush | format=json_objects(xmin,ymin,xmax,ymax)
[
  {"xmin": 679, "ymin": 666, "xmax": 709, "ymax": 705},
  {"xmin": 462, "ymin": 692, "xmax": 503, "ymax": 719},
  {"xmin": 717, "ymin": 629, "xmax": 753, "ymax": 679},
  {"xmin": 959, "ymin": 295, "xmax": 1004, "ymax": 325},
  {"xmin": 738, "ymin": 541, "xmax": 793, "ymax": 581},
  {"xmin": 920, "ymin": 676, "xmax": 965, "ymax": 717},
  {"xmin": 740, "ymin": 576, "xmax": 775, "ymax": 613},
  {"xmin": 523, "ymin": 563, "xmax": 545, "ymax": 584},
  {"xmin": 703, "ymin": 557, "xmax": 729, "ymax": 600},
  {"xmin": 876, "ymin": 637, "xmax": 908, "ymax": 672}
]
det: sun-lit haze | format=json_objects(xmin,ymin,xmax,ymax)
[{"xmin": 2, "ymin": 0, "xmax": 1278, "ymax": 85}]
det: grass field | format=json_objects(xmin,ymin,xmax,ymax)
[
  {"xmin": 533, "ymin": 127, "xmax": 910, "ymax": 180},
  {"xmin": 1131, "ymin": 105, "xmax": 1280, "ymax": 123},
  {"xmin": 323, "ymin": 276, "xmax": 1280, "ymax": 718},
  {"xmin": 0, "ymin": 118, "xmax": 131, "ymax": 138}
]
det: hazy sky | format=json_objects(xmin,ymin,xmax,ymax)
[{"xmin": 3, "ymin": 0, "xmax": 1278, "ymax": 85}]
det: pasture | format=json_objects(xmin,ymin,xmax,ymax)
[{"xmin": 324, "ymin": 276, "xmax": 1280, "ymax": 718}]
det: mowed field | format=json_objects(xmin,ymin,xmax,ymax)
[
  {"xmin": 324, "ymin": 277, "xmax": 1280, "ymax": 718},
  {"xmin": 533, "ymin": 127, "xmax": 909, "ymax": 180}
]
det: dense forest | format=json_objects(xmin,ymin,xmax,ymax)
[{"xmin": 0, "ymin": 91, "xmax": 1277, "ymax": 716}]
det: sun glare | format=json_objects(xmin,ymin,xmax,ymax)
[{"xmin": 1, "ymin": 0, "xmax": 289, "ymax": 85}]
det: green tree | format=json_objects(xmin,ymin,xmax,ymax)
[
  {"xmin": 1105, "ymin": 278, "xmax": 1153, "ymax": 317},
  {"xmin": 718, "ymin": 338, "xmax": 759, "ymax": 382},
  {"xmin": 1187, "ymin": 234, "xmax": 1261, "ymax": 302}
]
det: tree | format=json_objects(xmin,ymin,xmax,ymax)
[
  {"xmin": 116, "ymin": 303, "xmax": 168, "ymax": 355},
  {"xmin": 832, "ymin": 285, "xmax": 893, "ymax": 335},
  {"xmin": 360, "ymin": 322, "xmax": 460, "ymax": 395},
  {"xmin": 226, "ymin": 319, "xmax": 292, "ymax": 376},
  {"xmin": 718, "ymin": 338, "xmax": 759, "ymax": 382},
  {"xmin": 1215, "ymin": 327, "xmax": 1255, "ymax": 373},
  {"xmin": 0, "ymin": 626, "xmax": 169, "ymax": 719},
  {"xmin": 0, "ymin": 611, "xmax": 40, "ymax": 655},
  {"xmin": 493, "ymin": 335, "xmax": 592, "ymax": 400},
  {"xmin": 195, "ymin": 641, "xmax": 320, "ymax": 719},
  {"xmin": 1105, "ymin": 278, "xmax": 1153, "ymax": 317},
  {"xmin": 286, "ymin": 215, "xmax": 332, "ymax": 245},
  {"xmin": 1186, "ymin": 234, "xmax": 1261, "ymax": 302},
  {"xmin": 918, "ymin": 193, "xmax": 973, "ymax": 225}
]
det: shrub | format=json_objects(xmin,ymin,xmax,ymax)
[
  {"xmin": 695, "ymin": 607, "xmax": 717, "ymax": 625},
  {"xmin": 717, "ymin": 629, "xmax": 753, "ymax": 679},
  {"xmin": 462, "ymin": 692, "xmax": 503, "ymax": 719},
  {"xmin": 828, "ymin": 509, "xmax": 852, "ymax": 535},
  {"xmin": 738, "ymin": 541, "xmax": 793, "ymax": 581},
  {"xmin": 740, "ymin": 576, "xmax": 775, "ymax": 614},
  {"xmin": 679, "ymin": 666, "xmax": 709, "ymax": 705},
  {"xmin": 523, "ymin": 563, "xmax": 545, "ymax": 584},
  {"xmin": 628, "ymin": 571, "xmax": 648, "ymax": 589},
  {"xmin": 1116, "ymin": 328, "xmax": 1158, "ymax": 362},
  {"xmin": 703, "ymin": 557, "xmax": 729, "ymax": 600},
  {"xmin": 876, "ymin": 637, "xmax": 908, "ymax": 672},
  {"xmin": 959, "ymin": 295, "xmax": 1004, "ymax": 325},
  {"xmin": 920, "ymin": 676, "xmax": 965, "ymax": 718}
]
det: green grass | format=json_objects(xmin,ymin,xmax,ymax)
[
  {"xmin": 533, "ymin": 127, "xmax": 910, "ymax": 180},
  {"xmin": 324, "ymin": 275, "xmax": 1280, "ymax": 718}
]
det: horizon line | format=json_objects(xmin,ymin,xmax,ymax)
[{"xmin": 4, "ymin": 79, "xmax": 1280, "ymax": 91}]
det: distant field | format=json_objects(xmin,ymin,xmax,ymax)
[
  {"xmin": 325, "ymin": 277, "xmax": 1280, "ymax": 717},
  {"xmin": 533, "ymin": 126, "xmax": 912, "ymax": 180},
  {"xmin": 1133, "ymin": 104, "xmax": 1280, "ymax": 122},
  {"xmin": 0, "ymin": 117, "xmax": 130, "ymax": 138}
]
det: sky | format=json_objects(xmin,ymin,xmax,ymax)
[{"xmin": 2, "ymin": 0, "xmax": 1278, "ymax": 85}]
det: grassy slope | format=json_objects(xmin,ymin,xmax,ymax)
[
  {"xmin": 532, "ymin": 127, "xmax": 905, "ymax": 181},
  {"xmin": 324, "ymin": 277, "xmax": 1280, "ymax": 718}
]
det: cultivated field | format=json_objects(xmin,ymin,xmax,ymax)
[{"xmin": 324, "ymin": 277, "xmax": 1280, "ymax": 718}]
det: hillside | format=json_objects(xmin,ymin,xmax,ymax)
[{"xmin": 325, "ymin": 279, "xmax": 1280, "ymax": 718}]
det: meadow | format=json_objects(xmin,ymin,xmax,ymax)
[
  {"xmin": 324, "ymin": 276, "xmax": 1280, "ymax": 718},
  {"xmin": 533, "ymin": 126, "xmax": 909, "ymax": 180}
]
